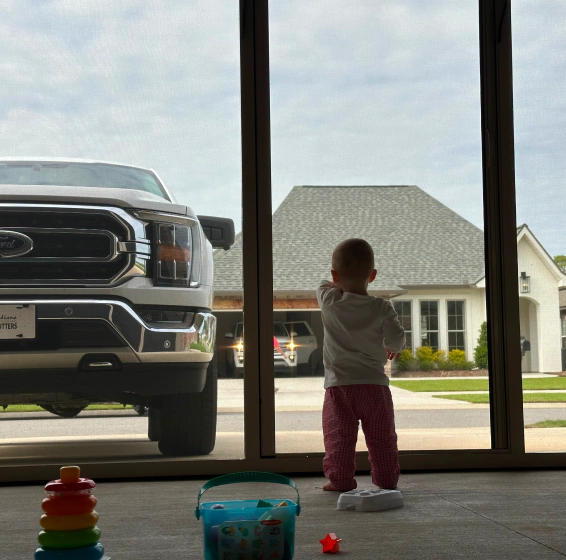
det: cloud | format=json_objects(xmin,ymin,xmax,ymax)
[
  {"xmin": 0, "ymin": 0, "xmax": 242, "ymax": 220},
  {"xmin": 0, "ymin": 0, "xmax": 563, "ymax": 256},
  {"xmin": 269, "ymin": 0, "xmax": 484, "ymax": 229}
]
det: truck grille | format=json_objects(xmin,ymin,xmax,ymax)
[{"xmin": 0, "ymin": 205, "xmax": 150, "ymax": 286}]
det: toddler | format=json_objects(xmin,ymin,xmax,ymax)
[{"xmin": 316, "ymin": 238, "xmax": 405, "ymax": 492}]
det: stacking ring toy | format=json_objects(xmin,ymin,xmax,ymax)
[
  {"xmin": 40, "ymin": 511, "xmax": 99, "ymax": 532},
  {"xmin": 36, "ymin": 467, "xmax": 105, "ymax": 560},
  {"xmin": 34, "ymin": 543, "xmax": 105, "ymax": 560},
  {"xmin": 38, "ymin": 526, "xmax": 101, "ymax": 549},
  {"xmin": 41, "ymin": 494, "xmax": 97, "ymax": 516}
]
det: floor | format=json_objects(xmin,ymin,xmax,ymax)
[{"xmin": 2, "ymin": 470, "xmax": 565, "ymax": 559}]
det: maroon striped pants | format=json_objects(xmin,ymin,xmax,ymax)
[{"xmin": 322, "ymin": 384, "xmax": 400, "ymax": 490}]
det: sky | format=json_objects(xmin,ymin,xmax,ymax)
[{"xmin": 0, "ymin": 0, "xmax": 564, "ymax": 257}]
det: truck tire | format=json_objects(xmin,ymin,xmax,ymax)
[
  {"xmin": 157, "ymin": 355, "xmax": 217, "ymax": 456},
  {"xmin": 148, "ymin": 407, "xmax": 160, "ymax": 442},
  {"xmin": 308, "ymin": 349, "xmax": 324, "ymax": 376},
  {"xmin": 224, "ymin": 356, "xmax": 234, "ymax": 378},
  {"xmin": 41, "ymin": 405, "xmax": 86, "ymax": 418}
]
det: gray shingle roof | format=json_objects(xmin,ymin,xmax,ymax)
[{"xmin": 213, "ymin": 186, "xmax": 485, "ymax": 295}]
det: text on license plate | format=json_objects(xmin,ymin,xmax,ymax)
[{"xmin": 0, "ymin": 305, "xmax": 36, "ymax": 339}]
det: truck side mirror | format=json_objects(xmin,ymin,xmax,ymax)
[{"xmin": 198, "ymin": 216, "xmax": 235, "ymax": 250}]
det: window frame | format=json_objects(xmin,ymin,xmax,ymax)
[
  {"xmin": 419, "ymin": 300, "xmax": 440, "ymax": 352},
  {"xmin": 447, "ymin": 300, "xmax": 466, "ymax": 353},
  {"xmin": 5, "ymin": 0, "xmax": 566, "ymax": 483},
  {"xmin": 393, "ymin": 300, "xmax": 413, "ymax": 352}
]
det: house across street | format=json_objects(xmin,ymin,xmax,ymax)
[{"xmin": 213, "ymin": 185, "xmax": 566, "ymax": 376}]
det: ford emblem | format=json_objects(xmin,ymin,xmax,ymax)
[{"xmin": 0, "ymin": 231, "xmax": 34, "ymax": 258}]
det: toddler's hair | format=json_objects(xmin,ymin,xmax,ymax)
[{"xmin": 332, "ymin": 238, "xmax": 375, "ymax": 281}]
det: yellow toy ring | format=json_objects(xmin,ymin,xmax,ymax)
[{"xmin": 40, "ymin": 511, "xmax": 99, "ymax": 532}]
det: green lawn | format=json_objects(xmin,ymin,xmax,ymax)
[
  {"xmin": 433, "ymin": 393, "xmax": 566, "ymax": 404},
  {"xmin": 391, "ymin": 377, "xmax": 566, "ymax": 393},
  {"xmin": 526, "ymin": 420, "xmax": 566, "ymax": 429},
  {"xmin": 0, "ymin": 404, "xmax": 133, "ymax": 413}
]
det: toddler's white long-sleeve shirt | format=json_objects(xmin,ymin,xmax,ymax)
[{"xmin": 316, "ymin": 280, "xmax": 406, "ymax": 389}]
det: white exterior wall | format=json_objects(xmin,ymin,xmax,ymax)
[
  {"xmin": 517, "ymin": 237, "xmax": 563, "ymax": 372},
  {"xmin": 391, "ymin": 288, "xmax": 486, "ymax": 361},
  {"xmin": 390, "ymin": 234, "xmax": 563, "ymax": 372}
]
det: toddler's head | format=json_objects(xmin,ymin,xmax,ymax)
[{"xmin": 331, "ymin": 238, "xmax": 376, "ymax": 292}]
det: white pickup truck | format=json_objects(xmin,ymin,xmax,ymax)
[{"xmin": 0, "ymin": 158, "xmax": 234, "ymax": 456}]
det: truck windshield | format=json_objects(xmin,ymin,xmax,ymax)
[{"xmin": 0, "ymin": 162, "xmax": 168, "ymax": 199}]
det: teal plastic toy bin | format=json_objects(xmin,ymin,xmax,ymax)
[{"xmin": 195, "ymin": 471, "xmax": 301, "ymax": 560}]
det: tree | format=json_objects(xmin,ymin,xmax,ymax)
[
  {"xmin": 554, "ymin": 255, "xmax": 566, "ymax": 273},
  {"xmin": 473, "ymin": 321, "xmax": 488, "ymax": 369}
]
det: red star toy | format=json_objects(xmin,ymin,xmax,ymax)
[{"xmin": 320, "ymin": 533, "xmax": 342, "ymax": 553}]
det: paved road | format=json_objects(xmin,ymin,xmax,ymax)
[{"xmin": 2, "ymin": 407, "xmax": 566, "ymax": 441}]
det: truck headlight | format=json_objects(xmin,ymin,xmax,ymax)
[{"xmin": 154, "ymin": 223, "xmax": 192, "ymax": 287}]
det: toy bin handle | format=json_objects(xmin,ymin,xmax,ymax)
[{"xmin": 195, "ymin": 471, "xmax": 301, "ymax": 519}]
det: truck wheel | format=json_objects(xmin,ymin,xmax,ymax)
[
  {"xmin": 308, "ymin": 349, "xmax": 324, "ymax": 376},
  {"xmin": 133, "ymin": 404, "xmax": 148, "ymax": 416},
  {"xmin": 41, "ymin": 405, "xmax": 86, "ymax": 418},
  {"xmin": 224, "ymin": 356, "xmax": 234, "ymax": 378},
  {"xmin": 148, "ymin": 407, "xmax": 160, "ymax": 442},
  {"xmin": 157, "ymin": 355, "xmax": 217, "ymax": 456}
]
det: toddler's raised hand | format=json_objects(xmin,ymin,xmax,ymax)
[{"xmin": 386, "ymin": 348, "xmax": 400, "ymax": 361}]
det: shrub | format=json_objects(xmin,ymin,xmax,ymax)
[
  {"xmin": 405, "ymin": 358, "xmax": 420, "ymax": 371},
  {"xmin": 416, "ymin": 346, "xmax": 435, "ymax": 363},
  {"xmin": 419, "ymin": 360, "xmax": 434, "ymax": 371},
  {"xmin": 448, "ymin": 349, "xmax": 466, "ymax": 364},
  {"xmin": 396, "ymin": 348, "xmax": 414, "ymax": 371},
  {"xmin": 433, "ymin": 349, "xmax": 447, "ymax": 364},
  {"xmin": 396, "ymin": 346, "xmax": 473, "ymax": 372},
  {"xmin": 437, "ymin": 360, "xmax": 455, "ymax": 371},
  {"xmin": 474, "ymin": 321, "xmax": 489, "ymax": 369}
]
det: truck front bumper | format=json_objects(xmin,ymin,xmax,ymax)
[
  {"xmin": 0, "ymin": 299, "xmax": 215, "ymax": 364},
  {"xmin": 0, "ymin": 299, "xmax": 216, "ymax": 397}
]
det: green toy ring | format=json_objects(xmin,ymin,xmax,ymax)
[{"xmin": 38, "ymin": 526, "xmax": 101, "ymax": 549}]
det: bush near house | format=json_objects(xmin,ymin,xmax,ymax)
[
  {"xmin": 396, "ymin": 349, "xmax": 418, "ymax": 371},
  {"xmin": 473, "ymin": 321, "xmax": 489, "ymax": 369},
  {"xmin": 396, "ymin": 346, "xmax": 473, "ymax": 371}
]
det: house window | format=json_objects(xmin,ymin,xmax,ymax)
[
  {"xmin": 393, "ymin": 301, "xmax": 412, "ymax": 350},
  {"xmin": 561, "ymin": 312, "xmax": 566, "ymax": 349},
  {"xmin": 447, "ymin": 301, "xmax": 466, "ymax": 352},
  {"xmin": 420, "ymin": 301, "xmax": 439, "ymax": 351}
]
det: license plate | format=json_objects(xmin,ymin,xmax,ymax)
[{"xmin": 0, "ymin": 305, "xmax": 36, "ymax": 339}]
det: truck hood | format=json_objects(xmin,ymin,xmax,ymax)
[{"xmin": 0, "ymin": 185, "xmax": 194, "ymax": 218}]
